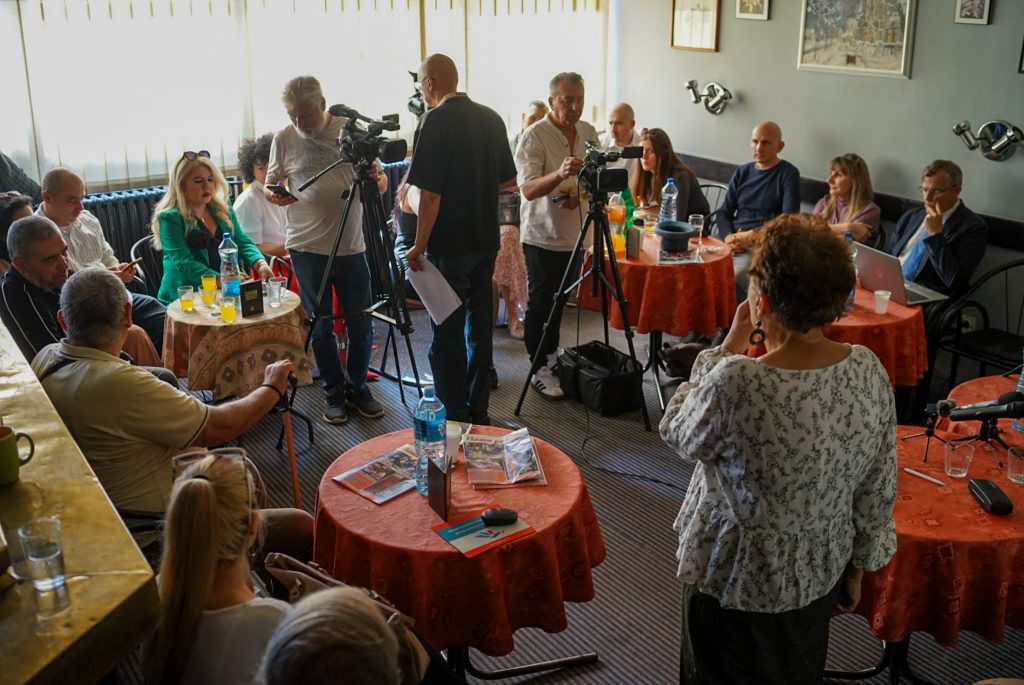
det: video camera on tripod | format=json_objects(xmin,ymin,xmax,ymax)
[
  {"xmin": 577, "ymin": 140, "xmax": 642, "ymax": 193},
  {"xmin": 328, "ymin": 104, "xmax": 407, "ymax": 166}
]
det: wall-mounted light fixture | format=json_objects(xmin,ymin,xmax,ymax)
[
  {"xmin": 685, "ymin": 80, "xmax": 733, "ymax": 115},
  {"xmin": 952, "ymin": 119, "xmax": 1023, "ymax": 161}
]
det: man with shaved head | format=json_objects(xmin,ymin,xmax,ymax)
[
  {"xmin": 405, "ymin": 53, "xmax": 517, "ymax": 424},
  {"xmin": 716, "ymin": 121, "xmax": 801, "ymax": 297},
  {"xmin": 36, "ymin": 167, "xmax": 167, "ymax": 352},
  {"xmin": 600, "ymin": 102, "xmax": 641, "ymax": 185}
]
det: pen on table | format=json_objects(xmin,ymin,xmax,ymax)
[{"xmin": 903, "ymin": 467, "xmax": 945, "ymax": 486}]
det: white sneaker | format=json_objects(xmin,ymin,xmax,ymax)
[{"xmin": 531, "ymin": 365, "xmax": 564, "ymax": 399}]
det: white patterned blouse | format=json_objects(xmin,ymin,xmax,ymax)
[{"xmin": 660, "ymin": 344, "xmax": 897, "ymax": 613}]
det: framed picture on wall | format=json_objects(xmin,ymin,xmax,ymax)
[
  {"xmin": 672, "ymin": 0, "xmax": 719, "ymax": 52},
  {"xmin": 736, "ymin": 0, "xmax": 769, "ymax": 20},
  {"xmin": 1019, "ymin": 36, "xmax": 1024, "ymax": 73},
  {"xmin": 797, "ymin": 0, "xmax": 917, "ymax": 78},
  {"xmin": 954, "ymin": 0, "xmax": 990, "ymax": 25}
]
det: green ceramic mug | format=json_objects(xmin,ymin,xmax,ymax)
[{"xmin": 0, "ymin": 426, "xmax": 34, "ymax": 485}]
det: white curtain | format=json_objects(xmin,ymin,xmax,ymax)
[{"xmin": 2, "ymin": 0, "xmax": 606, "ymax": 192}]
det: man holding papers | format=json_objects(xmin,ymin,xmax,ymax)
[{"xmin": 405, "ymin": 53, "xmax": 517, "ymax": 424}]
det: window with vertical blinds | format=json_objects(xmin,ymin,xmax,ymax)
[{"xmin": 1, "ymin": 0, "xmax": 606, "ymax": 192}]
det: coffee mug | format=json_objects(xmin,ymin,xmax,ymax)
[{"xmin": 0, "ymin": 426, "xmax": 35, "ymax": 485}]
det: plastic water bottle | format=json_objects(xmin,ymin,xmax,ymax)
[
  {"xmin": 1013, "ymin": 348, "xmax": 1024, "ymax": 433},
  {"xmin": 219, "ymin": 233, "xmax": 241, "ymax": 298},
  {"xmin": 659, "ymin": 178, "xmax": 678, "ymax": 223},
  {"xmin": 413, "ymin": 387, "xmax": 447, "ymax": 495},
  {"xmin": 622, "ymin": 185, "xmax": 636, "ymax": 227},
  {"xmin": 844, "ymin": 231, "xmax": 858, "ymax": 312}
]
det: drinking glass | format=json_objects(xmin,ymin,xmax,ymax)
[
  {"xmin": 689, "ymin": 214, "xmax": 705, "ymax": 247},
  {"xmin": 17, "ymin": 516, "xmax": 65, "ymax": 592},
  {"xmin": 1008, "ymin": 448, "xmax": 1024, "ymax": 485},
  {"xmin": 944, "ymin": 442, "xmax": 974, "ymax": 479},
  {"xmin": 267, "ymin": 277, "xmax": 286, "ymax": 308},
  {"xmin": 220, "ymin": 296, "xmax": 237, "ymax": 323},
  {"xmin": 177, "ymin": 286, "xmax": 194, "ymax": 312},
  {"xmin": 201, "ymin": 274, "xmax": 217, "ymax": 306}
]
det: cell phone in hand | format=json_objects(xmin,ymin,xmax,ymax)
[
  {"xmin": 266, "ymin": 184, "xmax": 297, "ymax": 200},
  {"xmin": 126, "ymin": 256, "xmax": 144, "ymax": 268}
]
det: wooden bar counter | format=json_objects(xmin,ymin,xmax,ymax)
[{"xmin": 0, "ymin": 323, "xmax": 159, "ymax": 684}]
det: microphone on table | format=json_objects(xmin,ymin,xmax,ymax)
[{"xmin": 945, "ymin": 391, "xmax": 1024, "ymax": 422}]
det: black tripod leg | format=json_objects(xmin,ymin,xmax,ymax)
[{"xmin": 650, "ymin": 330, "xmax": 667, "ymax": 412}]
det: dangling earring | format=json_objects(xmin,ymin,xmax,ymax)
[{"xmin": 748, "ymin": 321, "xmax": 766, "ymax": 346}]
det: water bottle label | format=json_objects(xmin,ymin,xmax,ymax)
[{"xmin": 224, "ymin": 279, "xmax": 241, "ymax": 297}]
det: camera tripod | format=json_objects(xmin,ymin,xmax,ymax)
[
  {"xmin": 514, "ymin": 188, "xmax": 651, "ymax": 430},
  {"xmin": 297, "ymin": 156, "xmax": 422, "ymax": 407}
]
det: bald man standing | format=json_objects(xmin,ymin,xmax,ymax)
[
  {"xmin": 405, "ymin": 54, "xmax": 517, "ymax": 424},
  {"xmin": 599, "ymin": 102, "xmax": 641, "ymax": 185},
  {"xmin": 717, "ymin": 121, "xmax": 800, "ymax": 297}
]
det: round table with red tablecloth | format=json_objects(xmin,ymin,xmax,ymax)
[
  {"xmin": 856, "ymin": 425, "xmax": 1024, "ymax": 647},
  {"xmin": 313, "ymin": 426, "xmax": 606, "ymax": 657},
  {"xmin": 824, "ymin": 289, "xmax": 929, "ymax": 387}
]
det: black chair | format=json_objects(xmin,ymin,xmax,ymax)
[
  {"xmin": 934, "ymin": 259, "xmax": 1024, "ymax": 391},
  {"xmin": 865, "ymin": 222, "xmax": 887, "ymax": 250},
  {"xmin": 699, "ymin": 182, "xmax": 729, "ymax": 233},
  {"xmin": 269, "ymin": 255, "xmax": 295, "ymax": 291},
  {"xmin": 130, "ymin": 235, "xmax": 163, "ymax": 298}
]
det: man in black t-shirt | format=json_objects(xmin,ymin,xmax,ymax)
[{"xmin": 405, "ymin": 53, "xmax": 518, "ymax": 423}]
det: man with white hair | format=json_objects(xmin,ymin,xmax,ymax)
[{"xmin": 265, "ymin": 75, "xmax": 388, "ymax": 425}]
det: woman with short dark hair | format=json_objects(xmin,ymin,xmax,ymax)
[
  {"xmin": 0, "ymin": 191, "xmax": 34, "ymax": 274},
  {"xmin": 661, "ymin": 213, "xmax": 897, "ymax": 684}
]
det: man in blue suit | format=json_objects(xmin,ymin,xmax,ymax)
[{"xmin": 886, "ymin": 160, "xmax": 988, "ymax": 297}]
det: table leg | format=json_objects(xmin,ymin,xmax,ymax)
[
  {"xmin": 649, "ymin": 331, "xmax": 668, "ymax": 412},
  {"xmin": 824, "ymin": 636, "xmax": 939, "ymax": 685},
  {"xmin": 447, "ymin": 645, "xmax": 598, "ymax": 681}
]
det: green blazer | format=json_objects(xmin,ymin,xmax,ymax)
[{"xmin": 156, "ymin": 206, "xmax": 266, "ymax": 304}]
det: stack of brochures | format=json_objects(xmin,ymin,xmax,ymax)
[
  {"xmin": 462, "ymin": 428, "xmax": 547, "ymax": 489},
  {"xmin": 332, "ymin": 445, "xmax": 417, "ymax": 504}
]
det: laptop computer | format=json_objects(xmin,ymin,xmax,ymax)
[{"xmin": 855, "ymin": 244, "xmax": 949, "ymax": 307}]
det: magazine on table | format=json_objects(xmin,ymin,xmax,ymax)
[
  {"xmin": 332, "ymin": 444, "xmax": 417, "ymax": 504},
  {"xmin": 462, "ymin": 428, "xmax": 547, "ymax": 488},
  {"xmin": 657, "ymin": 248, "xmax": 699, "ymax": 264}
]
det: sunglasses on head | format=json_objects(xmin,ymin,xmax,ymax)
[
  {"xmin": 1, "ymin": 190, "xmax": 25, "ymax": 199},
  {"xmin": 182, "ymin": 150, "xmax": 211, "ymax": 161},
  {"xmin": 172, "ymin": 446, "xmax": 267, "ymax": 510}
]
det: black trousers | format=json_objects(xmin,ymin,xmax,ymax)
[
  {"xmin": 522, "ymin": 243, "xmax": 577, "ymax": 363},
  {"xmin": 680, "ymin": 581, "xmax": 842, "ymax": 685}
]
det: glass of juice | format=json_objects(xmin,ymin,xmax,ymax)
[
  {"xmin": 220, "ymin": 296, "xmax": 237, "ymax": 323},
  {"xmin": 177, "ymin": 286, "xmax": 194, "ymax": 312},
  {"xmin": 201, "ymin": 273, "xmax": 217, "ymax": 305}
]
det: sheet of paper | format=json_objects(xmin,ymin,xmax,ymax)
[{"xmin": 407, "ymin": 259, "xmax": 462, "ymax": 325}]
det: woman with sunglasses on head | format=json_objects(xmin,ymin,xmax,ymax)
[
  {"xmin": 632, "ymin": 128, "xmax": 709, "ymax": 222},
  {"xmin": 813, "ymin": 153, "xmax": 880, "ymax": 243},
  {"xmin": 151, "ymin": 151, "xmax": 274, "ymax": 304},
  {"xmin": 146, "ymin": 452, "xmax": 289, "ymax": 685}
]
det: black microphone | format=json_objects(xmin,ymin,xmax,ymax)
[
  {"xmin": 328, "ymin": 103, "xmax": 359, "ymax": 119},
  {"xmin": 619, "ymin": 145, "xmax": 643, "ymax": 159},
  {"xmin": 947, "ymin": 395, "xmax": 1024, "ymax": 422},
  {"xmin": 944, "ymin": 391, "xmax": 1024, "ymax": 412}
]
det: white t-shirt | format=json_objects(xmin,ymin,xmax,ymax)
[
  {"xmin": 37, "ymin": 207, "xmax": 117, "ymax": 272},
  {"xmin": 266, "ymin": 116, "xmax": 368, "ymax": 256},
  {"xmin": 179, "ymin": 597, "xmax": 290, "ymax": 685},
  {"xmin": 599, "ymin": 129, "xmax": 641, "ymax": 187},
  {"xmin": 33, "ymin": 341, "xmax": 209, "ymax": 513},
  {"xmin": 233, "ymin": 180, "xmax": 288, "ymax": 247},
  {"xmin": 516, "ymin": 116, "xmax": 599, "ymax": 252}
]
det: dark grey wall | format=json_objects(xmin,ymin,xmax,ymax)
[{"xmin": 609, "ymin": 0, "xmax": 1024, "ymax": 222}]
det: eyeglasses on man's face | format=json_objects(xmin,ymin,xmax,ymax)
[{"xmin": 919, "ymin": 185, "xmax": 954, "ymax": 197}]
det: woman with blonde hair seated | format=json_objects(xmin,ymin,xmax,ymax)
[
  {"xmin": 661, "ymin": 213, "xmax": 897, "ymax": 684},
  {"xmin": 813, "ymin": 153, "xmax": 881, "ymax": 243},
  {"xmin": 146, "ymin": 452, "xmax": 294, "ymax": 685},
  {"xmin": 151, "ymin": 151, "xmax": 273, "ymax": 304}
]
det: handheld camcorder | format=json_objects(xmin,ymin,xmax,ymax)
[
  {"xmin": 577, "ymin": 140, "xmax": 642, "ymax": 194},
  {"xmin": 328, "ymin": 104, "xmax": 408, "ymax": 166}
]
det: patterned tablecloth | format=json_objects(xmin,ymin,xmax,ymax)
[
  {"xmin": 856, "ymin": 424, "xmax": 1024, "ymax": 646},
  {"xmin": 577, "ymin": 236, "xmax": 736, "ymax": 336},
  {"xmin": 314, "ymin": 427, "xmax": 606, "ymax": 656},
  {"xmin": 824, "ymin": 289, "xmax": 929, "ymax": 387},
  {"xmin": 162, "ymin": 289, "xmax": 312, "ymax": 399}
]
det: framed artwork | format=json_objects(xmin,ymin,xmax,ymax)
[
  {"xmin": 672, "ymin": 0, "xmax": 720, "ymax": 52},
  {"xmin": 736, "ymin": 0, "xmax": 769, "ymax": 20},
  {"xmin": 1019, "ymin": 36, "xmax": 1024, "ymax": 74},
  {"xmin": 954, "ymin": 0, "xmax": 990, "ymax": 24},
  {"xmin": 797, "ymin": 0, "xmax": 917, "ymax": 78}
]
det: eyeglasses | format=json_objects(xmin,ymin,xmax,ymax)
[
  {"xmin": 1, "ymin": 190, "xmax": 25, "ymax": 199},
  {"xmin": 919, "ymin": 185, "xmax": 955, "ymax": 197},
  {"xmin": 182, "ymin": 150, "xmax": 211, "ymax": 161}
]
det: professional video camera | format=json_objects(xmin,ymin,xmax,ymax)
[
  {"xmin": 328, "ymin": 104, "xmax": 408, "ymax": 166},
  {"xmin": 577, "ymin": 140, "xmax": 642, "ymax": 194},
  {"xmin": 407, "ymin": 71, "xmax": 426, "ymax": 119}
]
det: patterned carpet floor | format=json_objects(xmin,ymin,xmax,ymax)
[{"xmin": 239, "ymin": 305, "xmax": 1023, "ymax": 684}]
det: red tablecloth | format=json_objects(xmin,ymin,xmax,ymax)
[
  {"xmin": 943, "ymin": 375, "xmax": 1024, "ymax": 451},
  {"xmin": 824, "ymin": 289, "xmax": 929, "ymax": 387},
  {"xmin": 313, "ymin": 427, "xmax": 606, "ymax": 656},
  {"xmin": 857, "ymin": 425, "xmax": 1024, "ymax": 646},
  {"xmin": 162, "ymin": 289, "xmax": 312, "ymax": 399},
  {"xmin": 577, "ymin": 237, "xmax": 736, "ymax": 336}
]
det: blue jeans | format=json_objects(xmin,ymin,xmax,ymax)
[
  {"xmin": 290, "ymin": 250, "xmax": 373, "ymax": 398},
  {"xmin": 130, "ymin": 292, "xmax": 167, "ymax": 355},
  {"xmin": 427, "ymin": 251, "xmax": 497, "ymax": 423}
]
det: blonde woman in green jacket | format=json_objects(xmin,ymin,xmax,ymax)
[{"xmin": 151, "ymin": 151, "xmax": 273, "ymax": 304}]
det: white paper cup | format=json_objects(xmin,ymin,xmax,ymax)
[
  {"xmin": 874, "ymin": 290, "xmax": 892, "ymax": 315},
  {"xmin": 445, "ymin": 423, "xmax": 462, "ymax": 468}
]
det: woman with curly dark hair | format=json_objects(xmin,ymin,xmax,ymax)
[
  {"xmin": 234, "ymin": 133, "xmax": 288, "ymax": 257},
  {"xmin": 661, "ymin": 213, "xmax": 897, "ymax": 684}
]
